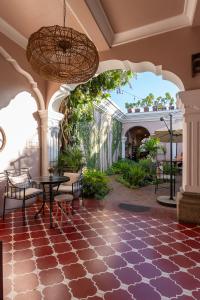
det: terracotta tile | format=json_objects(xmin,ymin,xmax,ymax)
[
  {"xmin": 34, "ymin": 245, "xmax": 53, "ymax": 257},
  {"xmin": 29, "ymin": 224, "xmax": 44, "ymax": 231},
  {"xmin": 114, "ymin": 267, "xmax": 142, "ymax": 284},
  {"xmin": 71, "ymin": 239, "xmax": 90, "ymax": 250},
  {"xmin": 151, "ymin": 277, "xmax": 182, "ymax": 298},
  {"xmin": 14, "ymin": 290, "xmax": 42, "ymax": 300},
  {"xmin": 53, "ymin": 242, "xmax": 72, "ymax": 254},
  {"xmin": 0, "ymin": 235, "xmax": 12, "ymax": 243},
  {"xmin": 39, "ymin": 268, "xmax": 64, "ymax": 286},
  {"xmin": 193, "ymin": 289, "xmax": 200, "ymax": 300},
  {"xmin": 13, "ymin": 232, "xmax": 30, "ymax": 242},
  {"xmin": 123, "ymin": 223, "xmax": 139, "ymax": 231},
  {"xmin": 104, "ymin": 289, "xmax": 133, "ymax": 300},
  {"xmin": 0, "ymin": 228, "xmax": 12, "ymax": 236},
  {"xmin": 3, "ymin": 243, "xmax": 12, "ymax": 253},
  {"xmin": 88, "ymin": 237, "xmax": 107, "ymax": 246},
  {"xmin": 170, "ymin": 272, "xmax": 200, "ymax": 290},
  {"xmin": 36, "ymin": 255, "xmax": 58, "ymax": 270},
  {"xmin": 119, "ymin": 232, "xmax": 136, "ymax": 240},
  {"xmin": 135, "ymin": 262, "xmax": 162, "ymax": 279},
  {"xmin": 89, "ymin": 222, "xmax": 104, "ymax": 229},
  {"xmin": 140, "ymin": 248, "xmax": 162, "ymax": 262},
  {"xmin": 69, "ymin": 278, "xmax": 97, "ymax": 298},
  {"xmin": 127, "ymin": 239, "xmax": 148, "ymax": 249},
  {"xmin": 43, "ymin": 283, "xmax": 71, "ymax": 300},
  {"xmin": 185, "ymin": 251, "xmax": 200, "ymax": 263},
  {"xmin": 153, "ymin": 258, "xmax": 180, "ymax": 273},
  {"xmin": 103, "ymin": 235, "xmax": 121, "ymax": 243},
  {"xmin": 170, "ymin": 242, "xmax": 192, "ymax": 252},
  {"xmin": 188, "ymin": 266, "xmax": 200, "ymax": 278},
  {"xmin": 57, "ymin": 251, "xmax": 78, "ymax": 265},
  {"xmin": 76, "ymin": 248, "xmax": 97, "ymax": 260},
  {"xmin": 169, "ymin": 232, "xmax": 188, "ymax": 241},
  {"xmin": 144, "ymin": 227, "xmax": 162, "ymax": 235},
  {"xmin": 93, "ymin": 272, "xmax": 120, "ymax": 291},
  {"xmin": 156, "ymin": 234, "xmax": 176, "ymax": 243},
  {"xmin": 13, "ymin": 226, "xmax": 29, "ymax": 234},
  {"xmin": 103, "ymin": 255, "xmax": 127, "ymax": 269},
  {"xmin": 66, "ymin": 232, "xmax": 83, "ymax": 240},
  {"xmin": 49, "ymin": 235, "xmax": 66, "ymax": 244},
  {"xmin": 3, "ymin": 278, "xmax": 12, "ymax": 296},
  {"xmin": 3, "ymin": 263, "xmax": 12, "ymax": 278},
  {"xmin": 32, "ymin": 237, "xmax": 49, "ymax": 247},
  {"xmin": 143, "ymin": 237, "xmax": 162, "ymax": 246},
  {"xmin": 158, "ymin": 225, "xmax": 174, "ymax": 233},
  {"xmin": 182, "ymin": 229, "xmax": 200, "ymax": 237},
  {"xmin": 14, "ymin": 259, "xmax": 36, "ymax": 275},
  {"xmin": 62, "ymin": 263, "xmax": 86, "ymax": 279},
  {"xmin": 13, "ymin": 249, "xmax": 33, "ymax": 262},
  {"xmin": 13, "ymin": 240, "xmax": 31, "ymax": 250},
  {"xmin": 170, "ymin": 254, "xmax": 196, "ymax": 268},
  {"xmin": 84, "ymin": 258, "xmax": 107, "ymax": 274},
  {"xmin": 129, "ymin": 282, "xmax": 161, "ymax": 300},
  {"xmin": 87, "ymin": 297, "xmax": 102, "ymax": 300},
  {"xmin": 76, "ymin": 224, "xmax": 91, "ymax": 231},
  {"xmin": 30, "ymin": 230, "xmax": 46, "ymax": 239},
  {"xmin": 171, "ymin": 295, "xmax": 196, "ymax": 300},
  {"xmin": 111, "ymin": 242, "xmax": 132, "ymax": 253},
  {"xmin": 94, "ymin": 245, "xmax": 115, "ymax": 256},
  {"xmin": 184, "ymin": 239, "xmax": 200, "ymax": 249},
  {"xmin": 14, "ymin": 273, "xmax": 39, "ymax": 293},
  {"xmin": 122, "ymin": 251, "xmax": 145, "ymax": 264},
  {"xmin": 155, "ymin": 245, "xmax": 177, "ymax": 256}
]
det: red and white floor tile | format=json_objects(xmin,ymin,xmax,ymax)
[{"xmin": 1, "ymin": 203, "xmax": 200, "ymax": 300}]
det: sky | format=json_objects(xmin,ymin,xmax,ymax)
[{"xmin": 110, "ymin": 72, "xmax": 180, "ymax": 112}]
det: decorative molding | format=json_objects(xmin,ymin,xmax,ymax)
[
  {"xmin": 97, "ymin": 59, "xmax": 185, "ymax": 92},
  {"xmin": 0, "ymin": 17, "xmax": 27, "ymax": 49},
  {"xmin": 85, "ymin": 0, "xmax": 197, "ymax": 47},
  {"xmin": 0, "ymin": 46, "xmax": 45, "ymax": 110}
]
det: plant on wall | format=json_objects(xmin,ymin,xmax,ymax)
[{"xmin": 59, "ymin": 70, "xmax": 135, "ymax": 150}]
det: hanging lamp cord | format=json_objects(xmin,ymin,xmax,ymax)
[{"xmin": 63, "ymin": 0, "xmax": 66, "ymax": 27}]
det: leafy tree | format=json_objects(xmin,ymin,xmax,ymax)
[
  {"xmin": 59, "ymin": 70, "xmax": 135, "ymax": 149},
  {"xmin": 139, "ymin": 137, "xmax": 163, "ymax": 159}
]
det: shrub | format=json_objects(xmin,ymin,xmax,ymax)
[
  {"xmin": 57, "ymin": 146, "xmax": 84, "ymax": 174},
  {"xmin": 82, "ymin": 169, "xmax": 110, "ymax": 199},
  {"xmin": 106, "ymin": 159, "xmax": 134, "ymax": 175},
  {"xmin": 122, "ymin": 164, "xmax": 146, "ymax": 188}
]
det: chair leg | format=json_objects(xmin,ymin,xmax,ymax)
[
  {"xmin": 22, "ymin": 199, "xmax": 26, "ymax": 226},
  {"xmin": 3, "ymin": 196, "xmax": 6, "ymax": 221}
]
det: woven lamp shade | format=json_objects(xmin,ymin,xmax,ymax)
[{"xmin": 26, "ymin": 25, "xmax": 99, "ymax": 83}]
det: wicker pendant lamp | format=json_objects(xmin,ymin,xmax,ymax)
[{"xmin": 26, "ymin": 0, "xmax": 99, "ymax": 83}]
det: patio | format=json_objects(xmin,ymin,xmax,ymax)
[{"xmin": 2, "ymin": 179, "xmax": 200, "ymax": 300}]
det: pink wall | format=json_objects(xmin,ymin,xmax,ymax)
[{"xmin": 100, "ymin": 26, "xmax": 200, "ymax": 90}]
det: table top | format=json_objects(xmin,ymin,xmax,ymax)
[{"xmin": 32, "ymin": 175, "xmax": 69, "ymax": 184}]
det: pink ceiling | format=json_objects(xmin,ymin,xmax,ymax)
[
  {"xmin": 100, "ymin": 0, "xmax": 184, "ymax": 33},
  {"xmin": 0, "ymin": 0, "xmax": 84, "ymax": 38}
]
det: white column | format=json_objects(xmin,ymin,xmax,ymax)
[
  {"xmin": 176, "ymin": 90, "xmax": 200, "ymax": 224},
  {"xmin": 121, "ymin": 136, "xmax": 127, "ymax": 159},
  {"xmin": 48, "ymin": 111, "xmax": 64, "ymax": 167},
  {"xmin": 178, "ymin": 90, "xmax": 200, "ymax": 193},
  {"xmin": 38, "ymin": 110, "xmax": 49, "ymax": 176}
]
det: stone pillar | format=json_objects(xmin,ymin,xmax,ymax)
[
  {"xmin": 121, "ymin": 136, "xmax": 127, "ymax": 159},
  {"xmin": 176, "ymin": 89, "xmax": 200, "ymax": 224},
  {"xmin": 48, "ymin": 111, "xmax": 64, "ymax": 167},
  {"xmin": 38, "ymin": 110, "xmax": 49, "ymax": 176}
]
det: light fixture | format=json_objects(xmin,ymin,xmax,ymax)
[{"xmin": 26, "ymin": 0, "xmax": 99, "ymax": 83}]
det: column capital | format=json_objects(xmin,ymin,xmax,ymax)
[{"xmin": 178, "ymin": 89, "xmax": 200, "ymax": 115}]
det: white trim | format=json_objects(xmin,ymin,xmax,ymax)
[
  {"xmin": 0, "ymin": 17, "xmax": 27, "ymax": 49},
  {"xmin": 0, "ymin": 46, "xmax": 45, "ymax": 110},
  {"xmin": 86, "ymin": 0, "xmax": 196, "ymax": 47}
]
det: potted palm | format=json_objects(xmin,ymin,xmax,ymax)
[
  {"xmin": 125, "ymin": 102, "xmax": 133, "ymax": 113},
  {"xmin": 134, "ymin": 100, "xmax": 141, "ymax": 112},
  {"xmin": 165, "ymin": 92, "xmax": 175, "ymax": 110},
  {"xmin": 142, "ymin": 93, "xmax": 154, "ymax": 112}
]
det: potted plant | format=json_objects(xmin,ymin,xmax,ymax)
[
  {"xmin": 125, "ymin": 102, "xmax": 133, "ymax": 113},
  {"xmin": 142, "ymin": 93, "xmax": 154, "ymax": 112},
  {"xmin": 134, "ymin": 100, "xmax": 141, "ymax": 113},
  {"xmin": 165, "ymin": 92, "xmax": 175, "ymax": 110},
  {"xmin": 153, "ymin": 100, "xmax": 158, "ymax": 111}
]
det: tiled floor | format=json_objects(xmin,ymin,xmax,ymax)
[{"xmin": 1, "ymin": 199, "xmax": 200, "ymax": 300}]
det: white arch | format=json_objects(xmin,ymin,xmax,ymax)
[
  {"xmin": 0, "ymin": 46, "xmax": 45, "ymax": 110},
  {"xmin": 49, "ymin": 59, "xmax": 185, "ymax": 113}
]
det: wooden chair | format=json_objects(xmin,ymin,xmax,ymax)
[{"xmin": 3, "ymin": 169, "xmax": 43, "ymax": 225}]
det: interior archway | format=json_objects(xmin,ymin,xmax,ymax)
[{"xmin": 125, "ymin": 126, "xmax": 150, "ymax": 160}]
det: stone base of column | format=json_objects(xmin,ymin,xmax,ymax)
[{"xmin": 176, "ymin": 191, "xmax": 200, "ymax": 225}]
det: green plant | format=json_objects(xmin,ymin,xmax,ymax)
[
  {"xmin": 125, "ymin": 102, "xmax": 133, "ymax": 110},
  {"xmin": 106, "ymin": 159, "xmax": 135, "ymax": 175},
  {"xmin": 122, "ymin": 164, "xmax": 146, "ymax": 187},
  {"xmin": 57, "ymin": 146, "xmax": 84, "ymax": 173},
  {"xmin": 82, "ymin": 169, "xmax": 110, "ymax": 199},
  {"xmin": 162, "ymin": 162, "xmax": 178, "ymax": 175},
  {"xmin": 139, "ymin": 137, "xmax": 162, "ymax": 159}
]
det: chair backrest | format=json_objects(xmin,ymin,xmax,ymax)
[
  {"xmin": 63, "ymin": 172, "xmax": 81, "ymax": 186},
  {"xmin": 5, "ymin": 169, "xmax": 31, "ymax": 188}
]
